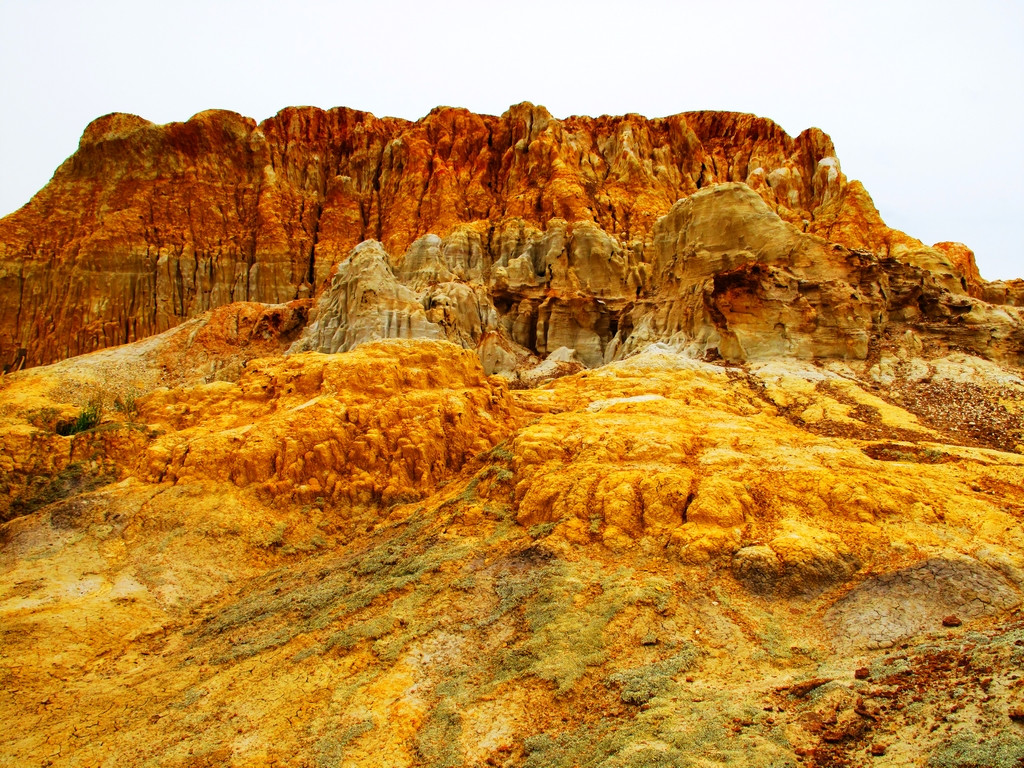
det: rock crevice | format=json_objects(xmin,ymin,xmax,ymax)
[{"xmin": 9, "ymin": 104, "xmax": 1014, "ymax": 371}]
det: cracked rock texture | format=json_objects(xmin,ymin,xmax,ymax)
[
  {"xmin": 2, "ymin": 332, "xmax": 1024, "ymax": 767},
  {"xmin": 2, "ymin": 105, "xmax": 1024, "ymax": 768},
  {"xmin": 827, "ymin": 557, "xmax": 1020, "ymax": 650},
  {"xmin": 3, "ymin": 104, "xmax": 1023, "ymax": 373}
]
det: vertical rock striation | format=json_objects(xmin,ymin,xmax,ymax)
[{"xmin": 0, "ymin": 103, "xmax": 1017, "ymax": 371}]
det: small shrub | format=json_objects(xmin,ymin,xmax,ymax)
[
  {"xmin": 112, "ymin": 391, "xmax": 138, "ymax": 416},
  {"xmin": 56, "ymin": 399, "xmax": 102, "ymax": 436}
]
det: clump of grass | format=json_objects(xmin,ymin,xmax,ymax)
[
  {"xmin": 484, "ymin": 442, "xmax": 515, "ymax": 463},
  {"xmin": 55, "ymin": 398, "xmax": 102, "ymax": 436},
  {"xmin": 607, "ymin": 648, "xmax": 698, "ymax": 705},
  {"xmin": 112, "ymin": 390, "xmax": 139, "ymax": 416}
]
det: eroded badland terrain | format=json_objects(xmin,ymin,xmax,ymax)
[{"xmin": 1, "ymin": 105, "xmax": 1023, "ymax": 767}]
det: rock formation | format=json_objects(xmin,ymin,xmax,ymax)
[
  {"xmin": 2, "ymin": 333, "xmax": 1023, "ymax": 767},
  {"xmin": 3, "ymin": 103, "xmax": 1021, "ymax": 375},
  {"xmin": 1, "ymin": 105, "xmax": 1024, "ymax": 767}
]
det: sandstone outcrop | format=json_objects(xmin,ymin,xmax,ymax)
[
  {"xmin": 2, "ymin": 334, "xmax": 1023, "ymax": 767},
  {"xmin": 286, "ymin": 181, "xmax": 1023, "ymax": 376},
  {"xmin": 4, "ymin": 104, "xmax": 1019, "ymax": 373},
  {"xmin": 3, "ymin": 103, "xmax": 1024, "ymax": 768}
]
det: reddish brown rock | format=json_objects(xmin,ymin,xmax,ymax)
[
  {"xmin": 0, "ymin": 105, "xmax": 908, "ymax": 370},
  {"xmin": 0, "ymin": 104, "xmax": 1018, "ymax": 372}
]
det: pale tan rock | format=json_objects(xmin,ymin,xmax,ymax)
[
  {"xmin": 286, "ymin": 180, "xmax": 1024, "ymax": 374},
  {"xmin": 290, "ymin": 241, "xmax": 444, "ymax": 355},
  {"xmin": 10, "ymin": 104, "xmax": 1017, "ymax": 374}
]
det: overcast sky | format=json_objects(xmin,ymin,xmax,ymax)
[{"xmin": 1, "ymin": 0, "xmax": 1021, "ymax": 279}]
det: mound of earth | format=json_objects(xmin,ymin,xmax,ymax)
[
  {"xmin": 1, "ymin": 105, "xmax": 1023, "ymax": 767},
  {"xmin": 1, "ymin": 334, "xmax": 1023, "ymax": 767}
]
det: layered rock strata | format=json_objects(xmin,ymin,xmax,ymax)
[
  {"xmin": 292, "ymin": 183, "xmax": 1023, "ymax": 376},
  {"xmin": 3, "ymin": 104, "xmax": 1019, "ymax": 371}
]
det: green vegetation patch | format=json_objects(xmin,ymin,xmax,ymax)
[
  {"xmin": 928, "ymin": 733, "xmax": 1024, "ymax": 768},
  {"xmin": 315, "ymin": 719, "xmax": 374, "ymax": 768},
  {"xmin": 202, "ymin": 510, "xmax": 471, "ymax": 664},
  {"xmin": 523, "ymin": 720, "xmax": 685, "ymax": 768},
  {"xmin": 482, "ymin": 442, "xmax": 515, "ymax": 463},
  {"xmin": 522, "ymin": 701, "xmax": 795, "ymax": 768},
  {"xmin": 415, "ymin": 698, "xmax": 464, "ymax": 768},
  {"xmin": 607, "ymin": 648, "xmax": 698, "ymax": 705},
  {"xmin": 489, "ymin": 557, "xmax": 676, "ymax": 695},
  {"xmin": 55, "ymin": 399, "xmax": 102, "ymax": 436}
]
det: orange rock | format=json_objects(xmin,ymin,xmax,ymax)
[
  {"xmin": 1, "ymin": 333, "xmax": 1023, "ymax": 765},
  {"xmin": 0, "ymin": 104, "xmax": 923, "ymax": 371},
  {"xmin": 934, "ymin": 242, "xmax": 983, "ymax": 295}
]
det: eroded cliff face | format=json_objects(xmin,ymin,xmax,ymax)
[
  {"xmin": 289, "ymin": 182, "xmax": 1023, "ymax": 377},
  {"xmin": 3, "ymin": 106, "xmax": 1024, "ymax": 767},
  {"xmin": 4, "ymin": 103, "xmax": 1018, "ymax": 372}
]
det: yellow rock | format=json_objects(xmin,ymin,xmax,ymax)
[{"xmin": 1, "ymin": 337, "xmax": 1023, "ymax": 766}]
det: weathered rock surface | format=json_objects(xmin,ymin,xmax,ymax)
[
  {"xmin": 2, "ymin": 332, "xmax": 1024, "ymax": 766},
  {"xmin": 2, "ymin": 103, "xmax": 1024, "ymax": 768},
  {"xmin": 288, "ymin": 181, "xmax": 1024, "ymax": 378},
  {"xmin": 827, "ymin": 556, "xmax": 1021, "ymax": 650},
  {"xmin": 4, "ymin": 104, "xmax": 1020, "ymax": 373}
]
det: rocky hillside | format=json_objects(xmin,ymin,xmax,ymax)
[
  {"xmin": 2, "ymin": 333, "xmax": 1023, "ymax": 767},
  {"xmin": 2, "ymin": 104, "xmax": 1022, "ymax": 373},
  {"xmin": 0, "ymin": 106, "xmax": 1023, "ymax": 767}
]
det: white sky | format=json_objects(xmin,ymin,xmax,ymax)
[{"xmin": 1, "ymin": 0, "xmax": 1022, "ymax": 279}]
